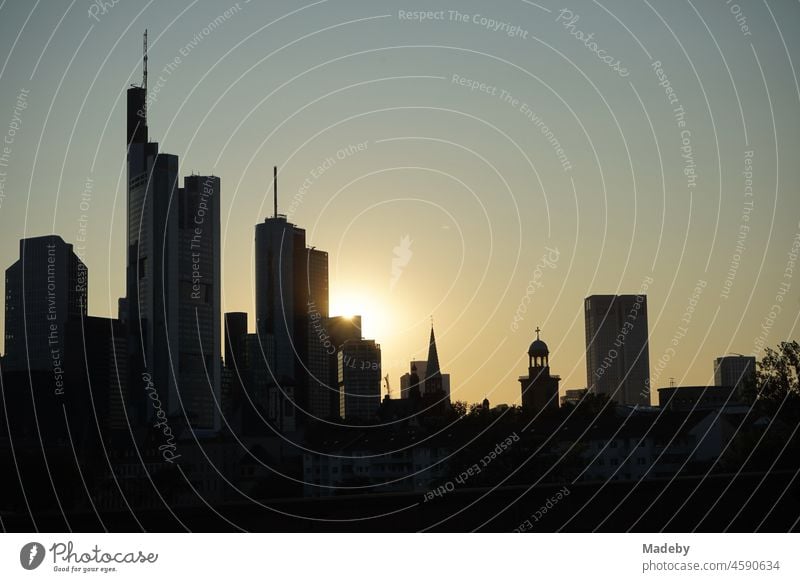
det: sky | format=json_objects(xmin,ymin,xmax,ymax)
[{"xmin": 0, "ymin": 0, "xmax": 798, "ymax": 406}]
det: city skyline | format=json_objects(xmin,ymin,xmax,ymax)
[
  {"xmin": 0, "ymin": 0, "xmax": 798, "ymax": 407},
  {"xmin": 1, "ymin": 0, "xmax": 799, "ymax": 540}
]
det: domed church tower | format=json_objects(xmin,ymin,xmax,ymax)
[{"xmin": 519, "ymin": 327, "xmax": 560, "ymax": 414}]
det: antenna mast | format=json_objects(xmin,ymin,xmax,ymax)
[
  {"xmin": 142, "ymin": 29, "xmax": 148, "ymax": 119},
  {"xmin": 273, "ymin": 165, "xmax": 278, "ymax": 218}
]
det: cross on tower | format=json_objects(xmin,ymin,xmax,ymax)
[{"xmin": 535, "ymin": 326, "xmax": 541, "ymax": 340}]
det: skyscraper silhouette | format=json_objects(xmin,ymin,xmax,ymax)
[
  {"xmin": 585, "ymin": 294, "xmax": 650, "ymax": 406},
  {"xmin": 125, "ymin": 38, "xmax": 220, "ymax": 430},
  {"xmin": 338, "ymin": 338, "xmax": 382, "ymax": 420},
  {"xmin": 4, "ymin": 235, "xmax": 86, "ymax": 372},
  {"xmin": 178, "ymin": 175, "xmax": 221, "ymax": 430},
  {"xmin": 254, "ymin": 169, "xmax": 329, "ymax": 428}
]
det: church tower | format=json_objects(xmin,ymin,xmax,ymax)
[
  {"xmin": 519, "ymin": 327, "xmax": 560, "ymax": 414},
  {"xmin": 424, "ymin": 325, "xmax": 443, "ymax": 396}
]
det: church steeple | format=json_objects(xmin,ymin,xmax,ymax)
[
  {"xmin": 424, "ymin": 322, "xmax": 443, "ymax": 395},
  {"xmin": 528, "ymin": 325, "xmax": 550, "ymax": 368}
]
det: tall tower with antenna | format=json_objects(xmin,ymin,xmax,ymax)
[
  {"xmin": 254, "ymin": 165, "xmax": 332, "ymax": 428},
  {"xmin": 126, "ymin": 30, "xmax": 148, "ymax": 145},
  {"xmin": 125, "ymin": 30, "xmax": 181, "ymax": 429},
  {"xmin": 142, "ymin": 29, "xmax": 148, "ymax": 118}
]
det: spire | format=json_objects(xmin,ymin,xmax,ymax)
[
  {"xmin": 424, "ymin": 324, "xmax": 443, "ymax": 395},
  {"xmin": 142, "ymin": 29, "xmax": 148, "ymax": 120},
  {"xmin": 273, "ymin": 165, "xmax": 278, "ymax": 218}
]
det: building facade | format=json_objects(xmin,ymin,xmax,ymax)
[
  {"xmin": 125, "ymin": 83, "xmax": 182, "ymax": 428},
  {"xmin": 338, "ymin": 339, "xmax": 382, "ymax": 420},
  {"xmin": 177, "ymin": 175, "xmax": 221, "ymax": 430},
  {"xmin": 585, "ymin": 294, "xmax": 650, "ymax": 406},
  {"xmin": 4, "ymin": 235, "xmax": 87, "ymax": 372},
  {"xmin": 713, "ymin": 355, "xmax": 756, "ymax": 392}
]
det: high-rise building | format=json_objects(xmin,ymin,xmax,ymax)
[
  {"xmin": 318, "ymin": 315, "xmax": 362, "ymax": 419},
  {"xmin": 585, "ymin": 294, "xmax": 650, "ymax": 406},
  {"xmin": 519, "ymin": 327, "xmax": 560, "ymax": 414},
  {"xmin": 125, "ymin": 77, "xmax": 181, "ymax": 428},
  {"xmin": 177, "ymin": 175, "xmax": 221, "ymax": 430},
  {"xmin": 4, "ymin": 235, "xmax": 87, "ymax": 372},
  {"xmin": 306, "ymin": 248, "xmax": 330, "ymax": 420},
  {"xmin": 254, "ymin": 170, "xmax": 330, "ymax": 426},
  {"xmin": 338, "ymin": 339, "xmax": 381, "ymax": 420},
  {"xmin": 713, "ymin": 355, "xmax": 756, "ymax": 392},
  {"xmin": 124, "ymin": 44, "xmax": 222, "ymax": 431},
  {"xmin": 255, "ymin": 214, "xmax": 307, "ymax": 386}
]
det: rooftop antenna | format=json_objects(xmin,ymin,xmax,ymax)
[
  {"xmin": 142, "ymin": 29, "xmax": 148, "ymax": 119},
  {"xmin": 273, "ymin": 165, "xmax": 278, "ymax": 218}
]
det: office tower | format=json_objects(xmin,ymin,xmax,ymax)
[
  {"xmin": 254, "ymin": 168, "xmax": 330, "ymax": 425},
  {"xmin": 713, "ymin": 355, "xmax": 756, "ymax": 392},
  {"xmin": 519, "ymin": 327, "xmax": 560, "ymax": 413},
  {"xmin": 338, "ymin": 339, "xmax": 381, "ymax": 420},
  {"xmin": 124, "ymin": 37, "xmax": 222, "ymax": 431},
  {"xmin": 322, "ymin": 315, "xmax": 362, "ymax": 419},
  {"xmin": 177, "ymin": 175, "xmax": 221, "ymax": 430},
  {"xmin": 307, "ymin": 248, "xmax": 329, "ymax": 316},
  {"xmin": 126, "ymin": 73, "xmax": 180, "ymax": 427},
  {"xmin": 306, "ymin": 248, "xmax": 330, "ymax": 420},
  {"xmin": 4, "ymin": 235, "xmax": 87, "ymax": 372},
  {"xmin": 585, "ymin": 294, "xmax": 650, "ymax": 406},
  {"xmin": 255, "ymin": 215, "xmax": 307, "ymax": 385}
]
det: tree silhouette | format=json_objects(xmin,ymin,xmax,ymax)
[{"xmin": 743, "ymin": 341, "xmax": 800, "ymax": 422}]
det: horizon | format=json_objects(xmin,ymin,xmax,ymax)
[{"xmin": 0, "ymin": 0, "xmax": 798, "ymax": 407}]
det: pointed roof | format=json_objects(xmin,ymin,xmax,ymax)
[
  {"xmin": 426, "ymin": 326, "xmax": 441, "ymax": 376},
  {"xmin": 424, "ymin": 325, "xmax": 443, "ymax": 393}
]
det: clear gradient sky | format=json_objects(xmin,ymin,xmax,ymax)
[{"xmin": 0, "ymin": 0, "xmax": 798, "ymax": 406}]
